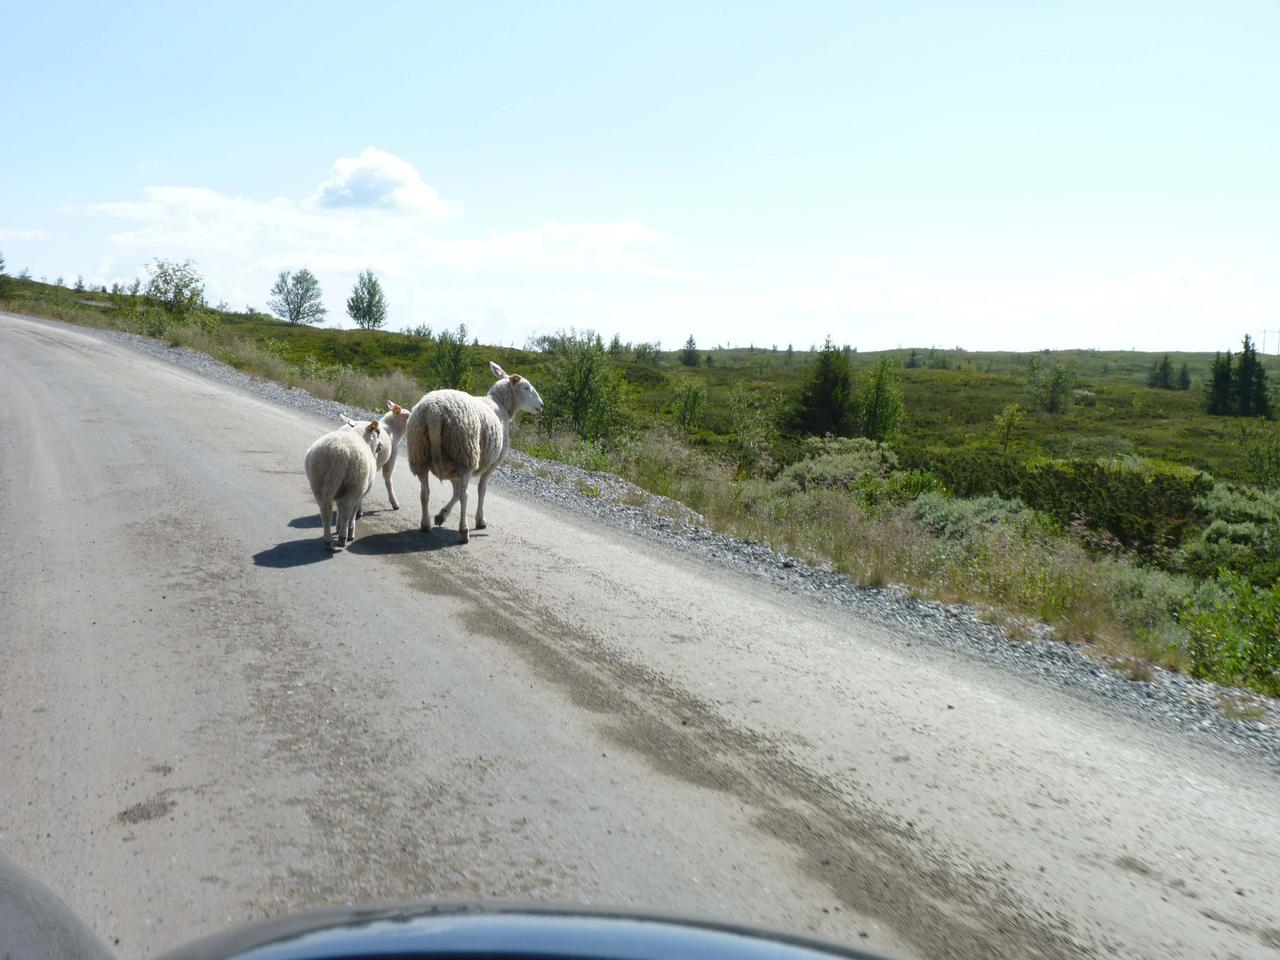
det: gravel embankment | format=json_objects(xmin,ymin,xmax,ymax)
[{"xmin": 53, "ymin": 318, "xmax": 1280, "ymax": 767}]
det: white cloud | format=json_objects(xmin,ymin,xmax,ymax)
[
  {"xmin": 80, "ymin": 148, "xmax": 673, "ymax": 337},
  {"xmin": 311, "ymin": 146, "xmax": 453, "ymax": 217},
  {"xmin": 0, "ymin": 227, "xmax": 50, "ymax": 242}
]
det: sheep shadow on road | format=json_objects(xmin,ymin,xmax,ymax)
[
  {"xmin": 347, "ymin": 527, "xmax": 470, "ymax": 556},
  {"xmin": 252, "ymin": 538, "xmax": 334, "ymax": 568},
  {"xmin": 288, "ymin": 509, "xmax": 398, "ymax": 530}
]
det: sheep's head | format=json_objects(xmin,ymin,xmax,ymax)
[
  {"xmin": 489, "ymin": 360, "xmax": 544, "ymax": 416},
  {"xmin": 382, "ymin": 400, "xmax": 411, "ymax": 438},
  {"xmin": 359, "ymin": 419, "xmax": 388, "ymax": 459}
]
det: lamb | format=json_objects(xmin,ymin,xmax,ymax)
[
  {"xmin": 340, "ymin": 400, "xmax": 411, "ymax": 510},
  {"xmin": 303, "ymin": 419, "xmax": 388, "ymax": 550},
  {"xmin": 407, "ymin": 361, "xmax": 544, "ymax": 543}
]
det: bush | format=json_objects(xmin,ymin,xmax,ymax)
[
  {"xmin": 911, "ymin": 492, "xmax": 1057, "ymax": 545},
  {"xmin": 431, "ymin": 324, "xmax": 470, "ymax": 390},
  {"xmin": 773, "ymin": 437, "xmax": 897, "ymax": 495},
  {"xmin": 145, "ymin": 258, "xmax": 205, "ymax": 321},
  {"xmin": 917, "ymin": 449, "xmax": 1211, "ymax": 553},
  {"xmin": 1181, "ymin": 483, "xmax": 1280, "ymax": 586},
  {"xmin": 539, "ymin": 332, "xmax": 626, "ymax": 441},
  {"xmin": 1183, "ymin": 571, "xmax": 1280, "ymax": 695}
]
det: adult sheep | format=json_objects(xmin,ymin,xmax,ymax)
[
  {"xmin": 407, "ymin": 361, "xmax": 544, "ymax": 543},
  {"xmin": 340, "ymin": 399, "xmax": 412, "ymax": 510},
  {"xmin": 304, "ymin": 419, "xmax": 388, "ymax": 550}
]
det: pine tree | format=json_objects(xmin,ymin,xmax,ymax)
[
  {"xmin": 1147, "ymin": 354, "xmax": 1174, "ymax": 389},
  {"xmin": 1235, "ymin": 335, "xmax": 1272, "ymax": 418},
  {"xmin": 787, "ymin": 336, "xmax": 858, "ymax": 436},
  {"xmin": 1178, "ymin": 362, "xmax": 1191, "ymax": 391},
  {"xmin": 1202, "ymin": 352, "xmax": 1235, "ymax": 415},
  {"xmin": 1235, "ymin": 335, "xmax": 1264, "ymax": 417},
  {"xmin": 679, "ymin": 335, "xmax": 699, "ymax": 367}
]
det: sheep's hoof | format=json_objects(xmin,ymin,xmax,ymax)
[
  {"xmin": 390, "ymin": 503, "xmax": 400, "ymax": 511},
  {"xmin": 420, "ymin": 521, "xmax": 431, "ymax": 532},
  {"xmin": 434, "ymin": 512, "xmax": 447, "ymax": 527},
  {"xmin": 323, "ymin": 540, "xmax": 335, "ymax": 552},
  {"xmin": 475, "ymin": 519, "xmax": 487, "ymax": 530},
  {"xmin": 458, "ymin": 528, "xmax": 470, "ymax": 544}
]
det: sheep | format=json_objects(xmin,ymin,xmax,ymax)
[
  {"xmin": 303, "ymin": 419, "xmax": 388, "ymax": 550},
  {"xmin": 407, "ymin": 361, "xmax": 544, "ymax": 543},
  {"xmin": 340, "ymin": 400, "xmax": 411, "ymax": 510}
]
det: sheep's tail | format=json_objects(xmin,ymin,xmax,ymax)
[{"xmin": 407, "ymin": 406, "xmax": 433, "ymax": 478}]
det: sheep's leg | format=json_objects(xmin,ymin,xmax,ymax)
[
  {"xmin": 347, "ymin": 499, "xmax": 359, "ymax": 541},
  {"xmin": 319, "ymin": 499, "xmax": 334, "ymax": 550},
  {"xmin": 457, "ymin": 470, "xmax": 472, "ymax": 543},
  {"xmin": 336, "ymin": 502, "xmax": 352, "ymax": 548},
  {"xmin": 434, "ymin": 479, "xmax": 460, "ymax": 528},
  {"xmin": 475, "ymin": 469, "xmax": 493, "ymax": 529},
  {"xmin": 419, "ymin": 476, "xmax": 431, "ymax": 531},
  {"xmin": 384, "ymin": 463, "xmax": 399, "ymax": 510},
  {"xmin": 381, "ymin": 450, "xmax": 396, "ymax": 514}
]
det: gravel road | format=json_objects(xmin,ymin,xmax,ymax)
[{"xmin": 2, "ymin": 311, "xmax": 1278, "ymax": 960}]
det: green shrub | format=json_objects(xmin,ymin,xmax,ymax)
[
  {"xmin": 1182, "ymin": 571, "xmax": 1280, "ymax": 695},
  {"xmin": 911, "ymin": 492, "xmax": 1058, "ymax": 545},
  {"xmin": 917, "ymin": 449, "xmax": 1210, "ymax": 552},
  {"xmin": 773, "ymin": 437, "xmax": 896, "ymax": 494},
  {"xmin": 1181, "ymin": 483, "xmax": 1280, "ymax": 586}
]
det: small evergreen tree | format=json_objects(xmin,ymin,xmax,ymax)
[
  {"xmin": 787, "ymin": 336, "xmax": 858, "ymax": 437},
  {"xmin": 346, "ymin": 269, "xmax": 388, "ymax": 329},
  {"xmin": 607, "ymin": 333, "xmax": 624, "ymax": 357},
  {"xmin": 1202, "ymin": 352, "xmax": 1234, "ymax": 415},
  {"xmin": 268, "ymin": 268, "xmax": 326, "ymax": 325},
  {"xmin": 904, "ymin": 349, "xmax": 921, "ymax": 368},
  {"xmin": 679, "ymin": 335, "xmax": 699, "ymax": 367},
  {"xmin": 74, "ymin": 274, "xmax": 85, "ymax": 292},
  {"xmin": 1235, "ymin": 334, "xmax": 1271, "ymax": 418},
  {"xmin": 1147, "ymin": 353, "xmax": 1174, "ymax": 389},
  {"xmin": 1178, "ymin": 362, "xmax": 1192, "ymax": 390},
  {"xmin": 704, "ymin": 353, "xmax": 714, "ymax": 367}
]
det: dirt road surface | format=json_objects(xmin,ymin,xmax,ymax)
[{"xmin": 1, "ymin": 312, "xmax": 1277, "ymax": 959}]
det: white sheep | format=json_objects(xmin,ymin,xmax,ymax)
[
  {"xmin": 304, "ymin": 419, "xmax": 388, "ymax": 550},
  {"xmin": 407, "ymin": 361, "xmax": 544, "ymax": 542},
  {"xmin": 340, "ymin": 400, "xmax": 412, "ymax": 510}
]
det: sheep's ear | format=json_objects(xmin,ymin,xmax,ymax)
[
  {"xmin": 389, "ymin": 401, "xmax": 403, "ymax": 414},
  {"xmin": 489, "ymin": 360, "xmax": 507, "ymax": 380},
  {"xmin": 509, "ymin": 374, "xmax": 523, "ymax": 384},
  {"xmin": 366, "ymin": 421, "xmax": 379, "ymax": 432},
  {"xmin": 340, "ymin": 415, "xmax": 357, "ymax": 427}
]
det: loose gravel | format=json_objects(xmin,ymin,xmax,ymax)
[{"xmin": 43, "ymin": 316, "xmax": 1280, "ymax": 768}]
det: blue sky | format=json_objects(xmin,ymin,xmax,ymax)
[{"xmin": 3, "ymin": 1, "xmax": 1278, "ymax": 351}]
